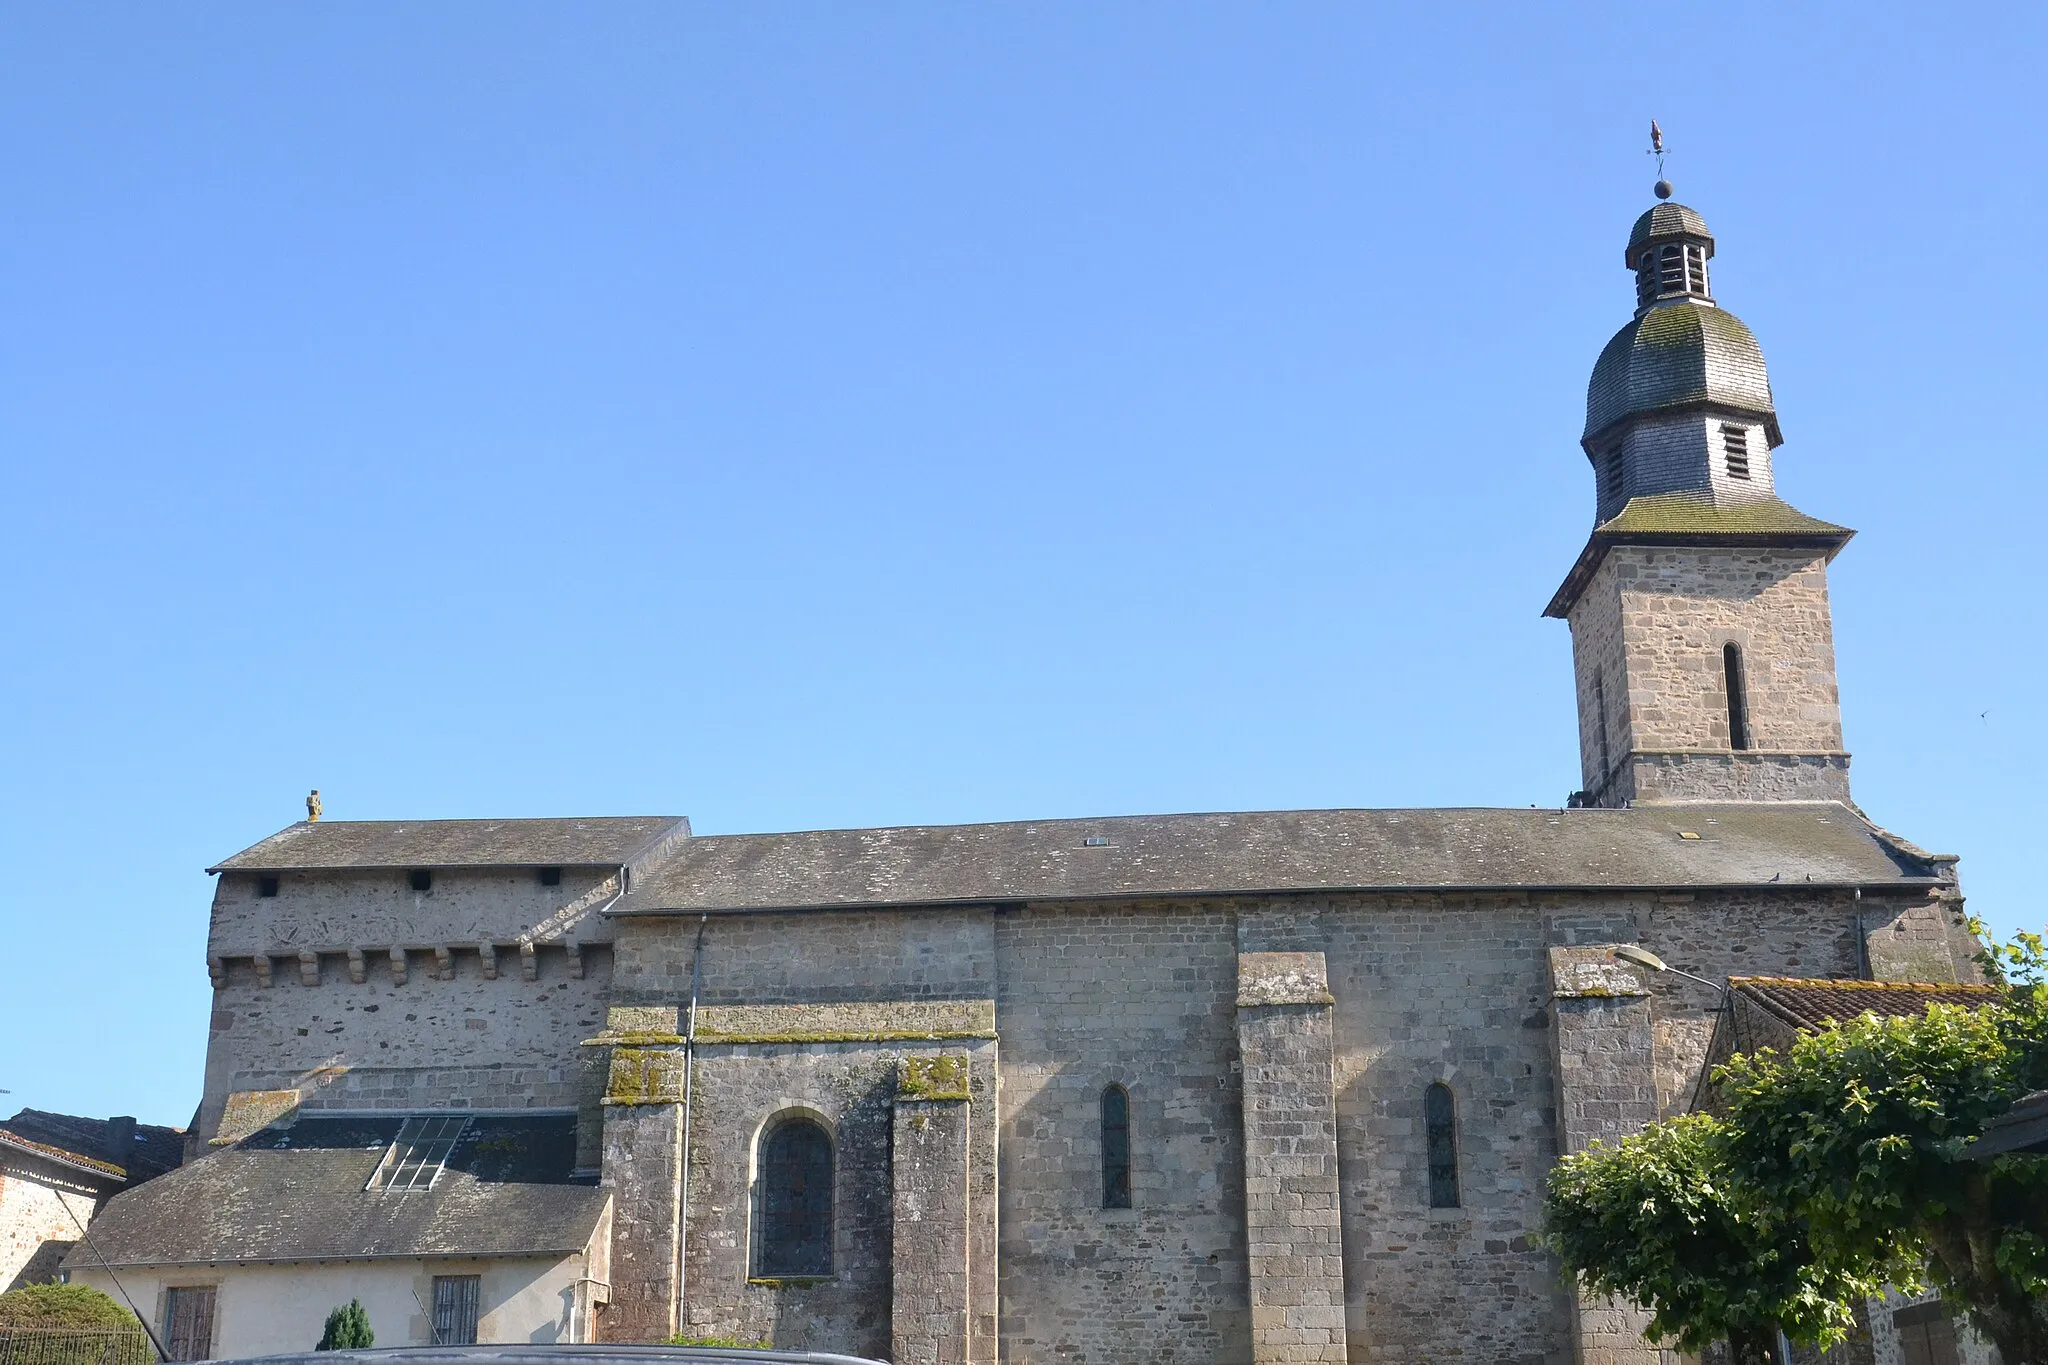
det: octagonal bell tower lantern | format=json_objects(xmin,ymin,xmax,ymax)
[{"xmin": 1546, "ymin": 176, "xmax": 1855, "ymax": 807}]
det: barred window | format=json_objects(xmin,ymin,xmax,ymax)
[
  {"xmin": 1101, "ymin": 1085, "xmax": 1132, "ymax": 1209},
  {"xmin": 432, "ymin": 1275, "xmax": 480, "ymax": 1345},
  {"xmin": 757, "ymin": 1116, "xmax": 833, "ymax": 1277},
  {"xmin": 163, "ymin": 1287, "xmax": 216, "ymax": 1362},
  {"xmin": 1724, "ymin": 643, "xmax": 1752, "ymax": 751},
  {"xmin": 1425, "ymin": 1083, "xmax": 1460, "ymax": 1209}
]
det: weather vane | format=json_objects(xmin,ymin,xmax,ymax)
[{"xmin": 1648, "ymin": 120, "xmax": 1674, "ymax": 200}]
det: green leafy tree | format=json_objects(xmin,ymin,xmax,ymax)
[
  {"xmin": 0, "ymin": 1283, "xmax": 141, "ymax": 1330},
  {"xmin": 315, "ymin": 1299, "xmax": 374, "ymax": 1350},
  {"xmin": 1547, "ymin": 931, "xmax": 2048, "ymax": 1365},
  {"xmin": 1717, "ymin": 941, "xmax": 2048, "ymax": 1365},
  {"xmin": 1545, "ymin": 1114, "xmax": 1880, "ymax": 1365},
  {"xmin": 0, "ymin": 1285, "xmax": 152, "ymax": 1365}
]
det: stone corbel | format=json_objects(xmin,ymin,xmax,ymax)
[
  {"xmin": 479, "ymin": 942, "xmax": 498, "ymax": 980},
  {"xmin": 388, "ymin": 948, "xmax": 408, "ymax": 986},
  {"xmin": 520, "ymin": 939, "xmax": 538, "ymax": 982},
  {"xmin": 434, "ymin": 946, "xmax": 455, "ymax": 981},
  {"xmin": 298, "ymin": 951, "xmax": 320, "ymax": 987},
  {"xmin": 208, "ymin": 956, "xmax": 227, "ymax": 990},
  {"xmin": 253, "ymin": 954, "xmax": 274, "ymax": 989},
  {"xmin": 346, "ymin": 948, "xmax": 367, "ymax": 984},
  {"xmin": 565, "ymin": 941, "xmax": 584, "ymax": 980}
]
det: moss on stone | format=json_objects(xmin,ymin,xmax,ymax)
[{"xmin": 897, "ymin": 1053, "xmax": 971, "ymax": 1101}]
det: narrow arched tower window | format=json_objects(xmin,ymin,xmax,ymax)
[
  {"xmin": 1101, "ymin": 1085, "xmax": 1131, "ymax": 1209},
  {"xmin": 757, "ymin": 1116, "xmax": 833, "ymax": 1276},
  {"xmin": 1724, "ymin": 643, "xmax": 1752, "ymax": 751},
  {"xmin": 1593, "ymin": 669, "xmax": 1613, "ymax": 779},
  {"xmin": 1425, "ymin": 1083, "xmax": 1460, "ymax": 1208}
]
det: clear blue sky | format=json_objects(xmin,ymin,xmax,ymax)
[{"xmin": 3, "ymin": 4, "xmax": 2042, "ymax": 1126}]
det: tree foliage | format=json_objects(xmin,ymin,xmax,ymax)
[
  {"xmin": 315, "ymin": 1299, "xmax": 374, "ymax": 1351},
  {"xmin": 1546, "ymin": 931, "xmax": 2048, "ymax": 1365},
  {"xmin": 0, "ymin": 1284, "xmax": 141, "ymax": 1331}
]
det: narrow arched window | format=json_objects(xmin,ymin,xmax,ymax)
[
  {"xmin": 1723, "ymin": 643, "xmax": 1752, "ymax": 751},
  {"xmin": 1425, "ymin": 1083, "xmax": 1459, "ymax": 1209},
  {"xmin": 1100, "ymin": 1086, "xmax": 1131, "ymax": 1209},
  {"xmin": 757, "ymin": 1116, "xmax": 833, "ymax": 1276},
  {"xmin": 1593, "ymin": 668, "xmax": 1613, "ymax": 778}
]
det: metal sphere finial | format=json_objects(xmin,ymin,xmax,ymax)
[{"xmin": 1653, "ymin": 179, "xmax": 1674, "ymax": 200}]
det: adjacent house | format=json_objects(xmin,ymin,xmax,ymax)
[
  {"xmin": 2, "ymin": 1110, "xmax": 183, "ymax": 1291},
  {"xmin": 64, "ymin": 1109, "xmax": 611, "ymax": 1360}
]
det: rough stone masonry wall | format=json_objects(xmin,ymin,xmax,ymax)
[
  {"xmin": 1235, "ymin": 918, "xmax": 1347, "ymax": 1365},
  {"xmin": 202, "ymin": 942, "xmax": 612, "ymax": 1161},
  {"xmin": 1322, "ymin": 896, "xmax": 1568, "ymax": 1365},
  {"xmin": 1569, "ymin": 546, "xmax": 1849, "ymax": 804},
  {"xmin": 601, "ymin": 908, "xmax": 999, "ymax": 1360},
  {"xmin": 1, "ymin": 1160, "xmax": 100, "ymax": 1291},
  {"xmin": 1568, "ymin": 562, "xmax": 1632, "ymax": 802},
  {"xmin": 993, "ymin": 899, "xmax": 1251, "ymax": 1365},
  {"xmin": 200, "ymin": 867, "xmax": 626, "ymax": 1152}
]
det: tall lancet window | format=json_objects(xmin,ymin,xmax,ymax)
[
  {"xmin": 757, "ymin": 1115, "xmax": 834, "ymax": 1277},
  {"xmin": 1425, "ymin": 1083, "xmax": 1460, "ymax": 1209},
  {"xmin": 1101, "ymin": 1085, "xmax": 1132, "ymax": 1208},
  {"xmin": 1723, "ymin": 644, "xmax": 1752, "ymax": 751}
]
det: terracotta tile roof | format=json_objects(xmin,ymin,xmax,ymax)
[
  {"xmin": 0, "ymin": 1109, "xmax": 184, "ymax": 1183},
  {"xmin": 0, "ymin": 1127, "xmax": 125, "ymax": 1180},
  {"xmin": 1730, "ymin": 977, "xmax": 1999, "ymax": 1030}
]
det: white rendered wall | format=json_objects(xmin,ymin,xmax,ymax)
[{"xmin": 70, "ymin": 1255, "xmax": 596, "ymax": 1356}]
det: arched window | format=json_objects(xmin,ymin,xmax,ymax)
[
  {"xmin": 756, "ymin": 1116, "xmax": 833, "ymax": 1277},
  {"xmin": 1723, "ymin": 643, "xmax": 1752, "ymax": 751},
  {"xmin": 1424, "ymin": 1083, "xmax": 1460, "ymax": 1209},
  {"xmin": 1100, "ymin": 1086, "xmax": 1131, "ymax": 1209},
  {"xmin": 1593, "ymin": 668, "xmax": 1612, "ymax": 779}
]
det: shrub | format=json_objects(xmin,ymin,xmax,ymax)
[{"xmin": 316, "ymin": 1299, "xmax": 374, "ymax": 1350}]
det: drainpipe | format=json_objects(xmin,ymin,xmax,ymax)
[{"xmin": 675, "ymin": 914, "xmax": 709, "ymax": 1335}]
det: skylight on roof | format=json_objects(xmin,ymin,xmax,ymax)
[{"xmin": 368, "ymin": 1116, "xmax": 469, "ymax": 1192}]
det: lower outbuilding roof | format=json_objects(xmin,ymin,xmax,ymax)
[{"xmin": 62, "ymin": 1112, "xmax": 607, "ymax": 1271}]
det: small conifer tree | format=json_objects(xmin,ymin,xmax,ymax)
[{"xmin": 315, "ymin": 1299, "xmax": 374, "ymax": 1350}]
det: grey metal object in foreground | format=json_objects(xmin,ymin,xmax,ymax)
[{"xmin": 211, "ymin": 1348, "xmax": 890, "ymax": 1365}]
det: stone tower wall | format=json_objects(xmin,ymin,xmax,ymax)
[
  {"xmin": 1568, "ymin": 545, "xmax": 1849, "ymax": 804},
  {"xmin": 199, "ymin": 867, "xmax": 625, "ymax": 1154}
]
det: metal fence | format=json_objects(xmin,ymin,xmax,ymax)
[{"xmin": 0, "ymin": 1329, "xmax": 157, "ymax": 1365}]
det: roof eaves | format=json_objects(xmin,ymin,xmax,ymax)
[
  {"xmin": 1544, "ymin": 513, "xmax": 1856, "ymax": 620},
  {"xmin": 613, "ymin": 875, "xmax": 1949, "ymax": 918},
  {"xmin": 0, "ymin": 1128, "xmax": 126, "ymax": 1180}
]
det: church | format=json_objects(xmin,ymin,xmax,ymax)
[{"xmin": 69, "ymin": 190, "xmax": 1983, "ymax": 1365}]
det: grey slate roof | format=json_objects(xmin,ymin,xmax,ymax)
[
  {"xmin": 1542, "ymin": 493, "xmax": 1856, "ymax": 619},
  {"xmin": 1626, "ymin": 201, "xmax": 1713, "ymax": 264},
  {"xmin": 1, "ymin": 1110, "xmax": 184, "ymax": 1184},
  {"xmin": 1584, "ymin": 300, "xmax": 1779, "ymax": 446},
  {"xmin": 64, "ymin": 1112, "xmax": 607, "ymax": 1269},
  {"xmin": 209, "ymin": 817, "xmax": 689, "ymax": 873},
  {"xmin": 612, "ymin": 802, "xmax": 1943, "ymax": 915}
]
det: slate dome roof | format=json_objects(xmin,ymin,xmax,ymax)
[
  {"xmin": 1584, "ymin": 300, "xmax": 1779, "ymax": 446},
  {"xmin": 1626, "ymin": 201, "xmax": 1713, "ymax": 266}
]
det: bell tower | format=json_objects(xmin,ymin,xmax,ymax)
[{"xmin": 1547, "ymin": 186, "xmax": 1856, "ymax": 807}]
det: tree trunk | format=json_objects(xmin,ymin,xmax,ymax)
[{"xmin": 1727, "ymin": 1326, "xmax": 1782, "ymax": 1365}]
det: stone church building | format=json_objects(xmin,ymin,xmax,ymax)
[{"xmin": 74, "ymin": 194, "xmax": 1984, "ymax": 1365}]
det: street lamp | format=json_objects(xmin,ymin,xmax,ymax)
[{"xmin": 1610, "ymin": 944, "xmax": 1726, "ymax": 994}]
